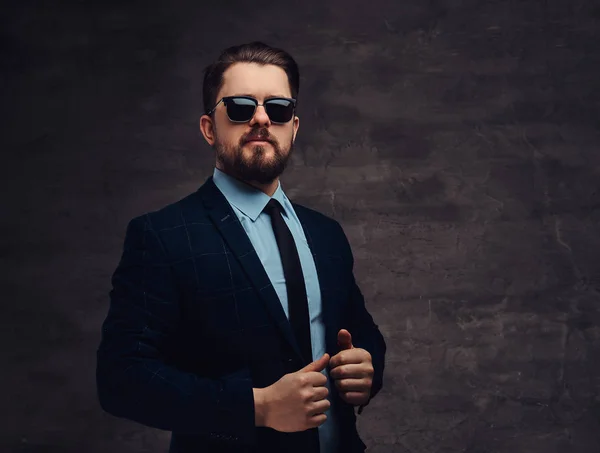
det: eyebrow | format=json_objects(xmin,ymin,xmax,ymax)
[{"xmin": 230, "ymin": 93, "xmax": 291, "ymax": 99}]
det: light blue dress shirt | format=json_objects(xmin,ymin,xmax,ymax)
[{"xmin": 213, "ymin": 167, "xmax": 339, "ymax": 453}]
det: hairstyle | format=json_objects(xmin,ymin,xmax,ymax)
[{"xmin": 202, "ymin": 41, "xmax": 300, "ymax": 115}]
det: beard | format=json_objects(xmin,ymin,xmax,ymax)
[{"xmin": 214, "ymin": 127, "xmax": 294, "ymax": 184}]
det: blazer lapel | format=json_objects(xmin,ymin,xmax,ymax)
[{"xmin": 199, "ymin": 177, "xmax": 304, "ymax": 362}]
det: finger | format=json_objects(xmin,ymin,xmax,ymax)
[
  {"xmin": 308, "ymin": 399, "xmax": 331, "ymax": 418},
  {"xmin": 340, "ymin": 391, "xmax": 368, "ymax": 405},
  {"xmin": 337, "ymin": 329, "xmax": 353, "ymax": 350},
  {"xmin": 334, "ymin": 378, "xmax": 370, "ymax": 393},
  {"xmin": 301, "ymin": 353, "xmax": 329, "ymax": 373},
  {"xmin": 329, "ymin": 363, "xmax": 372, "ymax": 380},
  {"xmin": 329, "ymin": 349, "xmax": 366, "ymax": 369},
  {"xmin": 309, "ymin": 386, "xmax": 329, "ymax": 402}
]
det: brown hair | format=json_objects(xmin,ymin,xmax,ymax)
[{"xmin": 202, "ymin": 41, "xmax": 300, "ymax": 115}]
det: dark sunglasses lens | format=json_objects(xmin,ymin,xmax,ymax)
[
  {"xmin": 226, "ymin": 98, "xmax": 257, "ymax": 121},
  {"xmin": 265, "ymin": 99, "xmax": 294, "ymax": 123}
]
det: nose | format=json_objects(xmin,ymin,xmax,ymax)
[{"xmin": 249, "ymin": 104, "xmax": 271, "ymax": 127}]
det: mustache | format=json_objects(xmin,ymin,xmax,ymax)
[{"xmin": 242, "ymin": 128, "xmax": 275, "ymax": 144}]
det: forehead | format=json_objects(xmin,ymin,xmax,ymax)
[{"xmin": 219, "ymin": 62, "xmax": 292, "ymax": 99}]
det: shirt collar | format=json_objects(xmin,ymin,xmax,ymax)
[{"xmin": 213, "ymin": 167, "xmax": 289, "ymax": 222}]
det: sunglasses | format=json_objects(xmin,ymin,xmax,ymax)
[{"xmin": 207, "ymin": 96, "xmax": 297, "ymax": 124}]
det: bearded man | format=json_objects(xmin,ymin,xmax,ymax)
[{"xmin": 96, "ymin": 41, "xmax": 387, "ymax": 453}]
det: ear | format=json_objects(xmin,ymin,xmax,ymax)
[
  {"xmin": 199, "ymin": 115, "xmax": 216, "ymax": 146},
  {"xmin": 292, "ymin": 115, "xmax": 300, "ymax": 143}
]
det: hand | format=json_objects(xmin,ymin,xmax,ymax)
[
  {"xmin": 262, "ymin": 353, "xmax": 331, "ymax": 433},
  {"xmin": 329, "ymin": 329, "xmax": 373, "ymax": 406}
]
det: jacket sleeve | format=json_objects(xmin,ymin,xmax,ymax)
[
  {"xmin": 96, "ymin": 215, "xmax": 256, "ymax": 446},
  {"xmin": 335, "ymin": 221, "xmax": 387, "ymax": 415}
]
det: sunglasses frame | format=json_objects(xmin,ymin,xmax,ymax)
[{"xmin": 207, "ymin": 95, "xmax": 297, "ymax": 124}]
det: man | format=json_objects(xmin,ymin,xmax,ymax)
[{"xmin": 96, "ymin": 41, "xmax": 387, "ymax": 453}]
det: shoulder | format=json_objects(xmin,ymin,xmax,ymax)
[{"xmin": 125, "ymin": 189, "xmax": 206, "ymax": 233}]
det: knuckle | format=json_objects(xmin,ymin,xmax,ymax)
[
  {"xmin": 301, "ymin": 389, "xmax": 312, "ymax": 400},
  {"xmin": 298, "ymin": 374, "xmax": 309, "ymax": 385}
]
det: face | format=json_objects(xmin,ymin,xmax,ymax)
[{"xmin": 200, "ymin": 62, "xmax": 300, "ymax": 185}]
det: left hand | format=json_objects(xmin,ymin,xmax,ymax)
[{"xmin": 329, "ymin": 329, "xmax": 374, "ymax": 406}]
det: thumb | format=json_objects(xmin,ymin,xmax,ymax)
[
  {"xmin": 337, "ymin": 329, "xmax": 354, "ymax": 350},
  {"xmin": 301, "ymin": 353, "xmax": 330, "ymax": 373}
]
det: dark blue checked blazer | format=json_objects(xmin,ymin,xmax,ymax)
[{"xmin": 96, "ymin": 176, "xmax": 387, "ymax": 453}]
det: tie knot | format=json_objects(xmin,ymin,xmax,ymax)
[{"xmin": 264, "ymin": 198, "xmax": 283, "ymax": 216}]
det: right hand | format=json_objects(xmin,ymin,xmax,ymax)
[{"xmin": 263, "ymin": 353, "xmax": 331, "ymax": 432}]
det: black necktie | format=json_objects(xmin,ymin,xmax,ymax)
[{"xmin": 264, "ymin": 199, "xmax": 313, "ymax": 365}]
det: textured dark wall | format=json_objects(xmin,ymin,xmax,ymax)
[{"xmin": 2, "ymin": 0, "xmax": 600, "ymax": 452}]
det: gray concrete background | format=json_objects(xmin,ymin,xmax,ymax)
[{"xmin": 1, "ymin": 0, "xmax": 600, "ymax": 451}]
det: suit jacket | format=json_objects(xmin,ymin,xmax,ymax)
[{"xmin": 96, "ymin": 176, "xmax": 387, "ymax": 453}]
